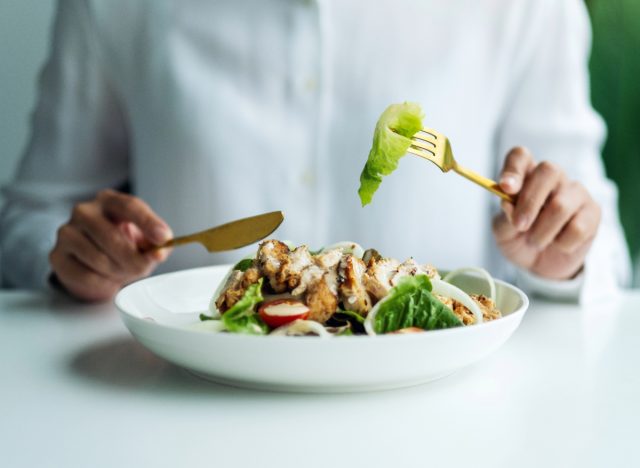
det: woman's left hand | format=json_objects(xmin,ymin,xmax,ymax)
[{"xmin": 492, "ymin": 147, "xmax": 602, "ymax": 280}]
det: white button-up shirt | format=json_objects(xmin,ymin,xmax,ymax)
[{"xmin": 0, "ymin": 0, "xmax": 631, "ymax": 301}]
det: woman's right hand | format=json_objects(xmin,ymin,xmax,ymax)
[{"xmin": 49, "ymin": 189, "xmax": 173, "ymax": 301}]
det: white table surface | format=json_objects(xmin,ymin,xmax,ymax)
[{"xmin": 1, "ymin": 289, "xmax": 638, "ymax": 468}]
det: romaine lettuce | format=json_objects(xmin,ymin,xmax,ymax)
[
  {"xmin": 373, "ymin": 275, "xmax": 462, "ymax": 333},
  {"xmin": 221, "ymin": 278, "xmax": 268, "ymax": 335},
  {"xmin": 330, "ymin": 310, "xmax": 366, "ymax": 334},
  {"xmin": 233, "ymin": 258, "xmax": 254, "ymax": 272},
  {"xmin": 358, "ymin": 102, "xmax": 424, "ymax": 206}
]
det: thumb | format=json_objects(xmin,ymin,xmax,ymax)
[
  {"xmin": 119, "ymin": 221, "xmax": 172, "ymax": 262},
  {"xmin": 499, "ymin": 147, "xmax": 535, "ymax": 195}
]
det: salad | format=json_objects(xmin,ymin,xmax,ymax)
[
  {"xmin": 197, "ymin": 102, "xmax": 502, "ymax": 337},
  {"xmin": 198, "ymin": 240, "xmax": 501, "ymax": 337}
]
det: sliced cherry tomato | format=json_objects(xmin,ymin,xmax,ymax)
[{"xmin": 258, "ymin": 299, "xmax": 310, "ymax": 328}]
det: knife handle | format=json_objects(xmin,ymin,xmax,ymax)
[{"xmin": 147, "ymin": 233, "xmax": 198, "ymax": 252}]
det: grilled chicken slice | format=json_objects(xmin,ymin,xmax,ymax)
[
  {"xmin": 280, "ymin": 245, "xmax": 314, "ymax": 290},
  {"xmin": 338, "ymin": 255, "xmax": 371, "ymax": 315},
  {"xmin": 291, "ymin": 249, "xmax": 341, "ymax": 296},
  {"xmin": 291, "ymin": 265, "xmax": 324, "ymax": 296},
  {"xmin": 215, "ymin": 271, "xmax": 243, "ymax": 312},
  {"xmin": 257, "ymin": 240, "xmax": 316, "ymax": 293},
  {"xmin": 435, "ymin": 293, "xmax": 501, "ymax": 325},
  {"xmin": 314, "ymin": 248, "xmax": 343, "ymax": 269},
  {"xmin": 305, "ymin": 273, "xmax": 339, "ymax": 324},
  {"xmin": 362, "ymin": 248, "xmax": 382, "ymax": 266},
  {"xmin": 257, "ymin": 240, "xmax": 291, "ymax": 293},
  {"xmin": 215, "ymin": 267, "xmax": 262, "ymax": 312},
  {"xmin": 420, "ymin": 263, "xmax": 439, "ymax": 279},
  {"xmin": 363, "ymin": 257, "xmax": 399, "ymax": 302},
  {"xmin": 471, "ymin": 294, "xmax": 501, "ymax": 322},
  {"xmin": 391, "ymin": 259, "xmax": 439, "ymax": 286}
]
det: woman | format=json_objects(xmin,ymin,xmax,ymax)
[{"xmin": 0, "ymin": 0, "xmax": 630, "ymax": 302}]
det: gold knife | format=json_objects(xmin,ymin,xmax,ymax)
[{"xmin": 151, "ymin": 211, "xmax": 284, "ymax": 252}]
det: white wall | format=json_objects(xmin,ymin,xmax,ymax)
[{"xmin": 0, "ymin": 1, "xmax": 56, "ymax": 198}]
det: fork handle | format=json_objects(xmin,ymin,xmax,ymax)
[{"xmin": 453, "ymin": 163, "xmax": 515, "ymax": 203}]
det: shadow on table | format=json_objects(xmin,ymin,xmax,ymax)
[
  {"xmin": 67, "ymin": 334, "xmax": 470, "ymax": 404},
  {"xmin": 68, "ymin": 335, "xmax": 267, "ymax": 399},
  {"xmin": 1, "ymin": 290, "xmax": 116, "ymax": 316},
  {"xmin": 68, "ymin": 335, "xmax": 391, "ymax": 403}
]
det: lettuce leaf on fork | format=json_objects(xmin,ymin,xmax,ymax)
[{"xmin": 358, "ymin": 102, "xmax": 424, "ymax": 206}]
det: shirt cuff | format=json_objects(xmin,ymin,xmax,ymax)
[{"xmin": 515, "ymin": 268, "xmax": 584, "ymax": 302}]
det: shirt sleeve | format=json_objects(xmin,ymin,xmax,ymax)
[
  {"xmin": 0, "ymin": 0, "xmax": 129, "ymax": 289},
  {"xmin": 495, "ymin": 0, "xmax": 631, "ymax": 302}
]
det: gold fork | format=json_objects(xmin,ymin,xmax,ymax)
[{"xmin": 407, "ymin": 127, "xmax": 515, "ymax": 203}]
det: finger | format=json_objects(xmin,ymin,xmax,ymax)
[
  {"xmin": 56, "ymin": 224, "xmax": 124, "ymax": 279},
  {"xmin": 492, "ymin": 211, "xmax": 520, "ymax": 243},
  {"xmin": 120, "ymin": 222, "xmax": 171, "ymax": 262},
  {"xmin": 513, "ymin": 161, "xmax": 565, "ymax": 232},
  {"xmin": 533, "ymin": 237, "xmax": 593, "ymax": 280},
  {"xmin": 49, "ymin": 248, "xmax": 120, "ymax": 302},
  {"xmin": 501, "ymin": 199, "xmax": 515, "ymax": 225},
  {"xmin": 499, "ymin": 147, "xmax": 536, "ymax": 195},
  {"xmin": 527, "ymin": 181, "xmax": 586, "ymax": 250},
  {"xmin": 553, "ymin": 202, "xmax": 601, "ymax": 254},
  {"xmin": 69, "ymin": 202, "xmax": 157, "ymax": 276},
  {"xmin": 98, "ymin": 190, "xmax": 172, "ymax": 245}
]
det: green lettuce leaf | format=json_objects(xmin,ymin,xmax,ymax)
[
  {"xmin": 336, "ymin": 328, "xmax": 354, "ymax": 336},
  {"xmin": 222, "ymin": 278, "xmax": 268, "ymax": 335},
  {"xmin": 336, "ymin": 309, "xmax": 365, "ymax": 324},
  {"xmin": 233, "ymin": 258, "xmax": 254, "ymax": 272},
  {"xmin": 330, "ymin": 310, "xmax": 366, "ymax": 334},
  {"xmin": 358, "ymin": 102, "xmax": 425, "ymax": 206},
  {"xmin": 374, "ymin": 275, "xmax": 462, "ymax": 334}
]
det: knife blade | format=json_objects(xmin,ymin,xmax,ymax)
[{"xmin": 154, "ymin": 211, "xmax": 284, "ymax": 252}]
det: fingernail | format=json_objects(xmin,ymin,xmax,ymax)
[
  {"xmin": 516, "ymin": 215, "xmax": 529, "ymax": 231},
  {"xmin": 501, "ymin": 176, "xmax": 517, "ymax": 191},
  {"xmin": 151, "ymin": 226, "xmax": 172, "ymax": 244},
  {"xmin": 151, "ymin": 248, "xmax": 171, "ymax": 262}
]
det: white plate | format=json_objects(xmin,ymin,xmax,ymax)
[{"xmin": 116, "ymin": 265, "xmax": 529, "ymax": 392}]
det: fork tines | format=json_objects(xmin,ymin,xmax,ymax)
[{"xmin": 409, "ymin": 128, "xmax": 440, "ymax": 158}]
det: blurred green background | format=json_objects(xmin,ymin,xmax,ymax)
[{"xmin": 587, "ymin": 0, "xmax": 640, "ymax": 284}]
